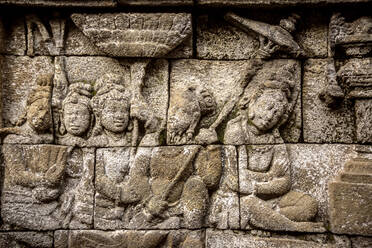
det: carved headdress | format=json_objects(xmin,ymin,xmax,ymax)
[
  {"xmin": 90, "ymin": 73, "xmax": 131, "ymax": 136},
  {"xmin": 91, "ymin": 73, "xmax": 131, "ymax": 113},
  {"xmin": 27, "ymin": 74, "xmax": 53, "ymax": 106},
  {"xmin": 62, "ymin": 82, "xmax": 93, "ymax": 111},
  {"xmin": 59, "ymin": 82, "xmax": 94, "ymax": 136},
  {"xmin": 16, "ymin": 73, "xmax": 53, "ymax": 127},
  {"xmin": 240, "ymin": 63, "xmax": 298, "ymax": 127}
]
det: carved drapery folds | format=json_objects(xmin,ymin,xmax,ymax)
[{"xmin": 0, "ymin": 3, "xmax": 371, "ymax": 248}]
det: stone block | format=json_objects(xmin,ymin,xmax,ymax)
[
  {"xmin": 168, "ymin": 59, "xmax": 301, "ymax": 145},
  {"xmin": 30, "ymin": 19, "xmax": 192, "ymax": 58},
  {"xmin": 197, "ymin": 0, "xmax": 371, "ymax": 7},
  {"xmin": 0, "ymin": 0, "xmax": 116, "ymax": 7},
  {"xmin": 329, "ymin": 181, "xmax": 372, "ymax": 236},
  {"xmin": 1, "ymin": 145, "xmax": 95, "ymax": 230},
  {"xmin": 70, "ymin": 13, "xmax": 192, "ymax": 58},
  {"xmin": 0, "ymin": 16, "xmax": 26, "ymax": 55},
  {"xmin": 0, "ymin": 56, "xmax": 54, "ymax": 144},
  {"xmin": 303, "ymin": 59, "xmax": 355, "ymax": 143},
  {"xmin": 237, "ymin": 144, "xmax": 348, "ymax": 232},
  {"xmin": 118, "ymin": 0, "xmax": 193, "ymax": 6},
  {"xmin": 94, "ymin": 145, "xmax": 222, "ymax": 230},
  {"xmin": 329, "ymin": 158, "xmax": 372, "ymax": 236},
  {"xmin": 208, "ymin": 146, "xmax": 240, "ymax": 229},
  {"xmin": 197, "ymin": 11, "xmax": 327, "ymax": 59},
  {"xmin": 205, "ymin": 230, "xmax": 347, "ymax": 248},
  {"xmin": 350, "ymin": 237, "xmax": 372, "ymax": 248},
  {"xmin": 55, "ymin": 230, "xmax": 204, "ymax": 248},
  {"xmin": 288, "ymin": 144, "xmax": 357, "ymax": 222},
  {"xmin": 0, "ymin": 232, "xmax": 53, "ymax": 248}
]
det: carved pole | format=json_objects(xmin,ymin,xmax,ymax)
[
  {"xmin": 130, "ymin": 59, "xmax": 151, "ymax": 159},
  {"xmin": 196, "ymin": 12, "xmax": 304, "ymax": 144}
]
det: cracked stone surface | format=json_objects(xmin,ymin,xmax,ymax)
[{"xmin": 0, "ymin": 3, "xmax": 371, "ymax": 247}]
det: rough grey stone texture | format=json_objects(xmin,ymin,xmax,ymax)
[
  {"xmin": 196, "ymin": 11, "xmax": 327, "ymax": 59},
  {"xmin": 55, "ymin": 229, "xmax": 204, "ymax": 248},
  {"xmin": 350, "ymin": 237, "xmax": 372, "ymax": 248},
  {"xmin": 206, "ymin": 230, "xmax": 349, "ymax": 248},
  {"xmin": 328, "ymin": 155, "xmax": 372, "ymax": 236},
  {"xmin": 0, "ymin": 56, "xmax": 54, "ymax": 129},
  {"xmin": 303, "ymin": 59, "xmax": 355, "ymax": 143},
  {"xmin": 118, "ymin": 0, "xmax": 193, "ymax": 6},
  {"xmin": 0, "ymin": 17, "xmax": 26, "ymax": 55},
  {"xmin": 29, "ymin": 20, "xmax": 192, "ymax": 58},
  {"xmin": 1, "ymin": 145, "xmax": 95, "ymax": 230},
  {"xmin": 0, "ymin": 232, "xmax": 53, "ymax": 248},
  {"xmin": 0, "ymin": 0, "xmax": 116, "ymax": 7},
  {"xmin": 197, "ymin": 0, "xmax": 371, "ymax": 7},
  {"xmin": 94, "ymin": 146, "xmax": 222, "ymax": 230},
  {"xmin": 288, "ymin": 144, "xmax": 361, "ymax": 222},
  {"xmin": 208, "ymin": 146, "xmax": 240, "ymax": 229},
  {"xmin": 0, "ymin": 4, "xmax": 371, "ymax": 248},
  {"xmin": 53, "ymin": 57, "xmax": 168, "ymax": 147},
  {"xmin": 70, "ymin": 13, "xmax": 192, "ymax": 58}
]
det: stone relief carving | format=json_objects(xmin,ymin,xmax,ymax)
[
  {"xmin": 329, "ymin": 146, "xmax": 372, "ymax": 236},
  {"xmin": 55, "ymin": 230, "xmax": 204, "ymax": 248},
  {"xmin": 70, "ymin": 13, "xmax": 192, "ymax": 58},
  {"xmin": 320, "ymin": 13, "xmax": 372, "ymax": 143},
  {"xmin": 0, "ymin": 4, "xmax": 371, "ymax": 248},
  {"xmin": 94, "ymin": 145, "xmax": 222, "ymax": 230},
  {"xmin": 0, "ymin": 74, "xmax": 54, "ymax": 144},
  {"xmin": 1, "ymin": 145, "xmax": 94, "ymax": 230}
]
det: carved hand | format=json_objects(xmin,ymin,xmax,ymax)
[
  {"xmin": 226, "ymin": 174, "xmax": 239, "ymax": 192},
  {"xmin": 44, "ymin": 147, "xmax": 70, "ymax": 185},
  {"xmin": 120, "ymin": 186, "xmax": 139, "ymax": 204},
  {"xmin": 61, "ymin": 192, "xmax": 75, "ymax": 215},
  {"xmin": 240, "ymin": 180, "xmax": 256, "ymax": 195},
  {"xmin": 146, "ymin": 195, "xmax": 168, "ymax": 218}
]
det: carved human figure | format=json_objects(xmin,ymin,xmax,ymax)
[
  {"xmin": 125, "ymin": 145, "xmax": 222, "ymax": 231},
  {"xmin": 58, "ymin": 83, "xmax": 94, "ymax": 146},
  {"xmin": 94, "ymin": 147, "xmax": 139, "ymax": 229},
  {"xmin": 1, "ymin": 145, "xmax": 70, "ymax": 230},
  {"xmin": 1, "ymin": 74, "xmax": 53, "ymax": 144},
  {"xmin": 168, "ymin": 86, "xmax": 217, "ymax": 144},
  {"xmin": 88, "ymin": 74, "xmax": 132, "ymax": 147},
  {"xmin": 223, "ymin": 77, "xmax": 325, "ymax": 233}
]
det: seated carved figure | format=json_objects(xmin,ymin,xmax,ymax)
[
  {"xmin": 88, "ymin": 74, "xmax": 132, "ymax": 147},
  {"xmin": 1, "ymin": 145, "xmax": 69, "ymax": 230},
  {"xmin": 1, "ymin": 74, "xmax": 53, "ymax": 144},
  {"xmin": 224, "ymin": 79, "xmax": 325, "ymax": 233},
  {"xmin": 58, "ymin": 83, "xmax": 94, "ymax": 147},
  {"xmin": 94, "ymin": 147, "xmax": 138, "ymax": 229},
  {"xmin": 126, "ymin": 146, "xmax": 222, "ymax": 231}
]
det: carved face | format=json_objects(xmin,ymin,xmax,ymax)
[
  {"xmin": 27, "ymin": 98, "xmax": 52, "ymax": 132},
  {"xmin": 101, "ymin": 100, "xmax": 129, "ymax": 133},
  {"xmin": 63, "ymin": 103, "xmax": 91, "ymax": 136},
  {"xmin": 248, "ymin": 89, "xmax": 288, "ymax": 132}
]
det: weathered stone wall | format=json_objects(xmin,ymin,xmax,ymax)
[{"xmin": 0, "ymin": 1, "xmax": 371, "ymax": 247}]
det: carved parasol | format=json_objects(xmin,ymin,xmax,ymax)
[{"xmin": 225, "ymin": 12, "xmax": 305, "ymax": 58}]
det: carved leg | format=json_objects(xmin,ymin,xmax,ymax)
[
  {"xmin": 181, "ymin": 176, "xmax": 208, "ymax": 229},
  {"xmin": 241, "ymin": 195, "xmax": 325, "ymax": 232}
]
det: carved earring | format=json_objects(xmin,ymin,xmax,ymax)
[{"xmin": 59, "ymin": 111, "xmax": 67, "ymax": 135}]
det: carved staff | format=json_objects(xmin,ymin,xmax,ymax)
[
  {"xmin": 129, "ymin": 59, "xmax": 151, "ymax": 160},
  {"xmin": 197, "ymin": 12, "xmax": 305, "ymax": 143},
  {"xmin": 131, "ymin": 146, "xmax": 201, "ymax": 226}
]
